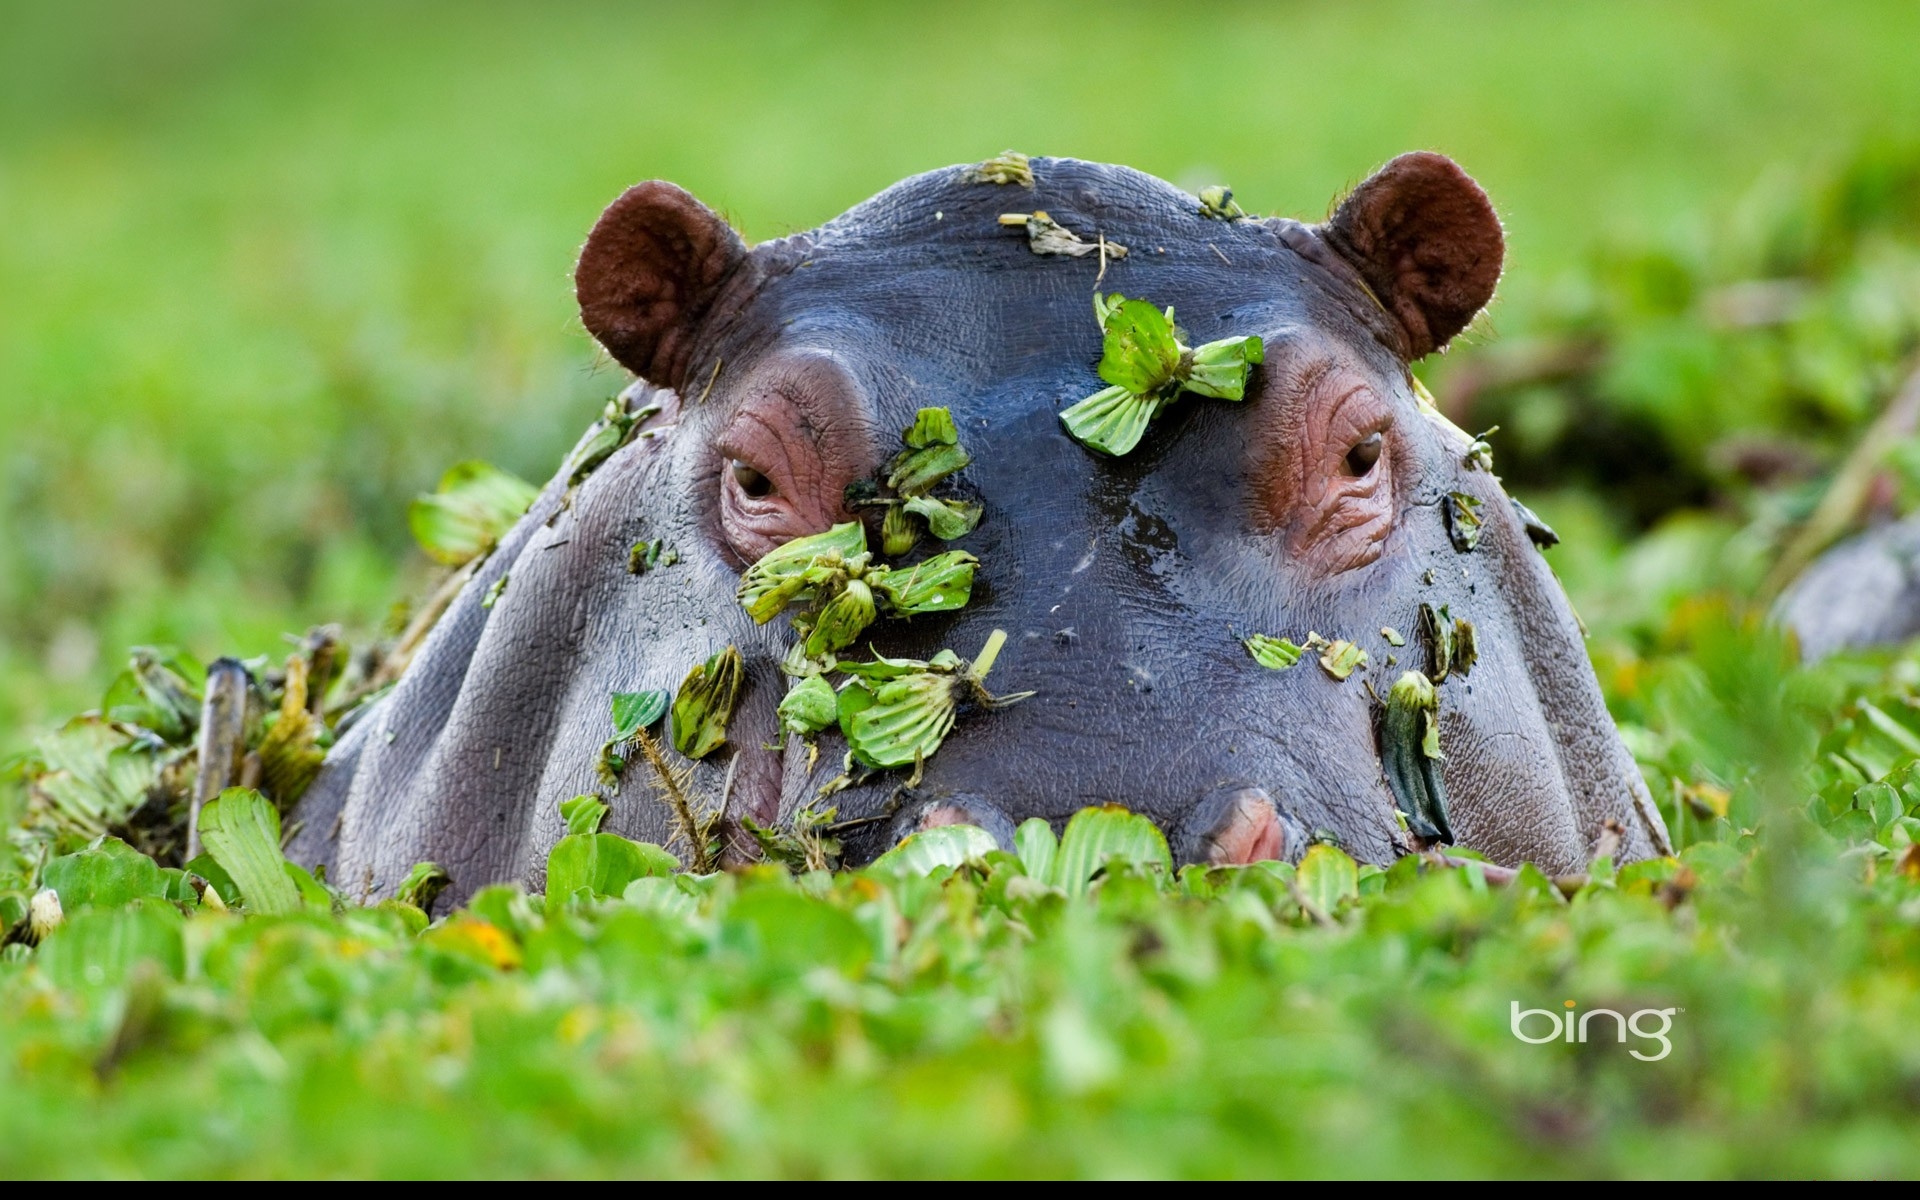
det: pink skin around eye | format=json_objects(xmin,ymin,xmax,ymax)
[
  {"xmin": 715, "ymin": 384, "xmax": 866, "ymax": 563},
  {"xmin": 1256, "ymin": 362, "xmax": 1397, "ymax": 575}
]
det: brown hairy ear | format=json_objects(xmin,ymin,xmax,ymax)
[
  {"xmin": 1321, "ymin": 152, "xmax": 1504, "ymax": 358},
  {"xmin": 576, "ymin": 182, "xmax": 748, "ymax": 387}
]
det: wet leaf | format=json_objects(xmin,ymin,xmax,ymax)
[
  {"xmin": 671, "ymin": 647, "xmax": 743, "ymax": 760},
  {"xmin": 1446, "ymin": 491, "xmax": 1485, "ymax": 552},
  {"xmin": 1051, "ymin": 805, "xmax": 1172, "ymax": 896},
  {"xmin": 1180, "ymin": 334, "xmax": 1264, "ymax": 400},
  {"xmin": 965, "ymin": 150, "xmax": 1033, "ymax": 187},
  {"xmin": 904, "ymin": 406, "xmax": 960, "ymax": 449},
  {"xmin": 999, "ymin": 211, "xmax": 1127, "ymax": 260},
  {"xmin": 481, "ymin": 574, "xmax": 509, "ymax": 609},
  {"xmin": 1451, "ymin": 618, "xmax": 1478, "ymax": 677},
  {"xmin": 1318, "ymin": 639, "xmax": 1369, "ymax": 681},
  {"xmin": 408, "ymin": 460, "xmax": 539, "ymax": 566},
  {"xmin": 1464, "ymin": 425, "xmax": 1499, "ymax": 472},
  {"xmin": 778, "ymin": 675, "xmax": 839, "ymax": 737},
  {"xmin": 841, "ymin": 673, "xmax": 960, "ymax": 769},
  {"xmin": 627, "ymin": 538, "xmax": 679, "ymax": 574},
  {"xmin": 888, "ymin": 441, "xmax": 971, "ymax": 497},
  {"xmin": 1245, "ymin": 634, "xmax": 1304, "ymax": 670},
  {"xmin": 902, "ymin": 494, "xmax": 983, "ymax": 541},
  {"xmin": 1419, "ymin": 602, "xmax": 1452, "ymax": 681},
  {"xmin": 1380, "ymin": 671, "xmax": 1453, "ymax": 844},
  {"xmin": 611, "ymin": 690, "xmax": 668, "ymax": 739},
  {"xmin": 196, "ymin": 788, "xmax": 300, "ymax": 916},
  {"xmin": 1096, "ymin": 296, "xmax": 1183, "ymax": 395},
  {"xmin": 803, "ymin": 578, "xmax": 877, "ymax": 658},
  {"xmin": 1381, "ymin": 627, "xmax": 1406, "ymax": 647},
  {"xmin": 1059, "ymin": 386, "xmax": 1162, "ymax": 457},
  {"xmin": 871, "ymin": 824, "xmax": 1001, "ymax": 875},
  {"xmin": 1197, "ymin": 185, "xmax": 1247, "ymax": 220},
  {"xmin": 881, "ymin": 505, "xmax": 921, "ymax": 557},
  {"xmin": 870, "ymin": 551, "xmax": 978, "ymax": 614},
  {"xmin": 737, "ymin": 522, "xmax": 868, "ymax": 623},
  {"xmin": 560, "ymin": 795, "xmax": 610, "ymax": 836}
]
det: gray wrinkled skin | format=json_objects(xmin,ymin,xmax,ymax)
[{"xmin": 288, "ymin": 157, "xmax": 1669, "ymax": 903}]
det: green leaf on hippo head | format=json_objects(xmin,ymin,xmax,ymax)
[
  {"xmin": 1244, "ymin": 634, "xmax": 1304, "ymax": 670},
  {"xmin": 1060, "ymin": 385, "xmax": 1161, "ymax": 457},
  {"xmin": 1051, "ymin": 805, "xmax": 1172, "ymax": 895},
  {"xmin": 284, "ymin": 861, "xmax": 336, "ymax": 912},
  {"xmin": 804, "ymin": 578, "xmax": 878, "ymax": 658},
  {"xmin": 1180, "ymin": 334, "xmax": 1264, "ymax": 400},
  {"xmin": 1197, "ymin": 185, "xmax": 1247, "ymax": 220},
  {"xmin": 904, "ymin": 406, "xmax": 960, "ymax": 449},
  {"xmin": 407, "ymin": 460, "xmax": 540, "ymax": 566},
  {"xmin": 778, "ymin": 675, "xmax": 840, "ymax": 737},
  {"xmin": 881, "ymin": 504, "xmax": 921, "ymax": 557},
  {"xmin": 870, "ymin": 551, "xmax": 978, "ymax": 615},
  {"xmin": 42, "ymin": 836, "xmax": 166, "ymax": 912},
  {"xmin": 196, "ymin": 787, "xmax": 300, "ymax": 916},
  {"xmin": 1296, "ymin": 842, "xmax": 1360, "ymax": 915},
  {"xmin": 671, "ymin": 647, "xmax": 743, "ymax": 760},
  {"xmin": 611, "ymin": 690, "xmax": 668, "ymax": 740},
  {"xmin": 737, "ymin": 522, "xmax": 869, "ymax": 623},
  {"xmin": 871, "ymin": 824, "xmax": 1002, "ymax": 877},
  {"xmin": 842, "ymin": 670, "xmax": 961, "ymax": 769},
  {"xmin": 1096, "ymin": 296, "xmax": 1182, "ymax": 395},
  {"xmin": 560, "ymin": 795, "xmax": 610, "ymax": 837},
  {"xmin": 888, "ymin": 442, "xmax": 971, "ymax": 497},
  {"xmin": 546, "ymin": 832, "xmax": 677, "ymax": 902},
  {"xmin": 903, "ymin": 494, "xmax": 983, "ymax": 541},
  {"xmin": 1445, "ymin": 491, "xmax": 1485, "ymax": 552},
  {"xmin": 1317, "ymin": 639, "xmax": 1369, "ymax": 681},
  {"xmin": 964, "ymin": 150, "xmax": 1034, "ymax": 187}
]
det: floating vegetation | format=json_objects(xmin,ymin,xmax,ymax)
[
  {"xmin": 1446, "ymin": 491, "xmax": 1485, "ymax": 552},
  {"xmin": 627, "ymin": 539, "xmax": 679, "ymax": 574},
  {"xmin": 1316, "ymin": 638, "xmax": 1369, "ymax": 681},
  {"xmin": 998, "ymin": 211, "xmax": 1127, "ymax": 261},
  {"xmin": 836, "ymin": 630, "xmax": 1032, "ymax": 769},
  {"xmin": 738, "ymin": 522, "xmax": 978, "ymax": 675},
  {"xmin": 1418, "ymin": 603, "xmax": 1478, "ymax": 683},
  {"xmin": 408, "ymin": 460, "xmax": 539, "ymax": 567},
  {"xmin": 481, "ymin": 574, "xmax": 509, "ymax": 609},
  {"xmin": 564, "ymin": 396, "xmax": 657, "ymax": 487},
  {"xmin": 1059, "ymin": 293, "xmax": 1264, "ymax": 456},
  {"xmin": 1464, "ymin": 425, "xmax": 1500, "ymax": 473},
  {"xmin": 1245, "ymin": 634, "xmax": 1304, "ymax": 670},
  {"xmin": 1380, "ymin": 671, "xmax": 1454, "ymax": 844},
  {"xmin": 964, "ymin": 150, "xmax": 1034, "ymax": 187},
  {"xmin": 866, "ymin": 407, "xmax": 983, "ymax": 554},
  {"xmin": 596, "ymin": 689, "xmax": 668, "ymax": 786},
  {"xmin": 1381, "ymin": 626, "xmax": 1406, "ymax": 647},
  {"xmin": 1196, "ymin": 185, "xmax": 1247, "ymax": 220},
  {"xmin": 670, "ymin": 648, "xmax": 743, "ymax": 761}
]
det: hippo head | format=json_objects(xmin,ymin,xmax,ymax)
[{"xmin": 290, "ymin": 154, "xmax": 1669, "ymax": 902}]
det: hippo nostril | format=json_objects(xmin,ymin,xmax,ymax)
[
  {"xmin": 1343, "ymin": 432, "xmax": 1383, "ymax": 477},
  {"xmin": 1175, "ymin": 784, "xmax": 1300, "ymax": 867},
  {"xmin": 730, "ymin": 459, "xmax": 773, "ymax": 497}
]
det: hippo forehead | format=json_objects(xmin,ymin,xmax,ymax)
[{"xmin": 707, "ymin": 158, "xmax": 1409, "ymax": 426}]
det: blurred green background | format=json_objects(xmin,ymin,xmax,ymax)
[{"xmin": 7, "ymin": 0, "xmax": 1920, "ymax": 749}]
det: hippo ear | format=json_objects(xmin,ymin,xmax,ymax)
[
  {"xmin": 576, "ymin": 181, "xmax": 749, "ymax": 387},
  {"xmin": 1321, "ymin": 152, "xmax": 1504, "ymax": 359}
]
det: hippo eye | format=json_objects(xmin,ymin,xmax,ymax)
[
  {"xmin": 730, "ymin": 459, "xmax": 774, "ymax": 498},
  {"xmin": 1343, "ymin": 432, "xmax": 1383, "ymax": 477}
]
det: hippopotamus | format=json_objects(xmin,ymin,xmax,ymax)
[{"xmin": 288, "ymin": 151, "xmax": 1670, "ymax": 902}]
